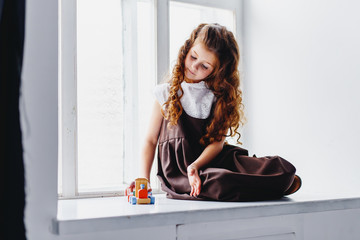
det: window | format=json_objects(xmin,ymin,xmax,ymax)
[
  {"xmin": 59, "ymin": 0, "xmax": 242, "ymax": 198},
  {"xmin": 76, "ymin": 0, "xmax": 124, "ymax": 194}
]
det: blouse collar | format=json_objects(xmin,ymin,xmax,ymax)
[{"xmin": 181, "ymin": 80, "xmax": 208, "ymax": 89}]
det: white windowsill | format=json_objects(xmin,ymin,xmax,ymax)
[{"xmin": 53, "ymin": 191, "xmax": 360, "ymax": 235}]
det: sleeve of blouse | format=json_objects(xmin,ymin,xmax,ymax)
[{"xmin": 153, "ymin": 83, "xmax": 169, "ymax": 106}]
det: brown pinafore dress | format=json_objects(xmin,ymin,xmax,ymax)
[{"xmin": 157, "ymin": 110, "xmax": 297, "ymax": 202}]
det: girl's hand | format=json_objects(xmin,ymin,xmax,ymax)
[
  {"xmin": 187, "ymin": 164, "xmax": 201, "ymax": 197},
  {"xmin": 146, "ymin": 179, "xmax": 152, "ymax": 193}
]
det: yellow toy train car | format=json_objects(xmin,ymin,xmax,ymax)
[{"xmin": 125, "ymin": 178, "xmax": 155, "ymax": 205}]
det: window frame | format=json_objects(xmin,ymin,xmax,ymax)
[
  {"xmin": 59, "ymin": 0, "xmax": 243, "ymax": 199},
  {"xmin": 59, "ymin": 0, "xmax": 78, "ymax": 198}
]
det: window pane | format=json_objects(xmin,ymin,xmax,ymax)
[
  {"xmin": 169, "ymin": 1, "xmax": 235, "ymax": 68},
  {"xmin": 77, "ymin": 0, "xmax": 123, "ymax": 193}
]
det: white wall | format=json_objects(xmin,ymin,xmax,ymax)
[
  {"xmin": 242, "ymin": 0, "xmax": 360, "ymax": 194},
  {"xmin": 21, "ymin": 0, "xmax": 58, "ymax": 239}
]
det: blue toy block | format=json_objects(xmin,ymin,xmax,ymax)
[
  {"xmin": 149, "ymin": 196, "xmax": 155, "ymax": 204},
  {"xmin": 129, "ymin": 196, "xmax": 137, "ymax": 205}
]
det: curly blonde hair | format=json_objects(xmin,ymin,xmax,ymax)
[{"xmin": 162, "ymin": 23, "xmax": 246, "ymax": 145}]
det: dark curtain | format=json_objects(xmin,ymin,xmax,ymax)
[{"xmin": 0, "ymin": 0, "xmax": 26, "ymax": 239}]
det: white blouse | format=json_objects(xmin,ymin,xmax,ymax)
[{"xmin": 153, "ymin": 81, "xmax": 216, "ymax": 119}]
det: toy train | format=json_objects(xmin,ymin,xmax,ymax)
[{"xmin": 125, "ymin": 178, "xmax": 155, "ymax": 205}]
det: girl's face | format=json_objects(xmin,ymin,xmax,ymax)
[{"xmin": 184, "ymin": 42, "xmax": 217, "ymax": 83}]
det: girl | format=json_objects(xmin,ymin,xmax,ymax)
[{"xmin": 139, "ymin": 23, "xmax": 301, "ymax": 201}]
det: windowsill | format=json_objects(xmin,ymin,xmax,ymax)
[{"xmin": 54, "ymin": 191, "xmax": 360, "ymax": 235}]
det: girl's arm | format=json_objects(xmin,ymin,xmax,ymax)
[
  {"xmin": 139, "ymin": 100, "xmax": 163, "ymax": 181},
  {"xmin": 189, "ymin": 137, "xmax": 226, "ymax": 170},
  {"xmin": 187, "ymin": 137, "xmax": 226, "ymax": 197}
]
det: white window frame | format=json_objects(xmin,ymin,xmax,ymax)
[
  {"xmin": 122, "ymin": 0, "xmax": 140, "ymax": 186},
  {"xmin": 60, "ymin": 0, "xmax": 78, "ymax": 198},
  {"xmin": 59, "ymin": 0, "xmax": 243, "ymax": 199}
]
